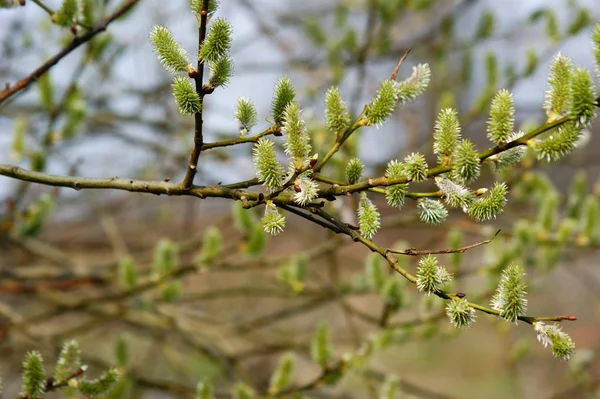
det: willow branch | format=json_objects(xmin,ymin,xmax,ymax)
[
  {"xmin": 308, "ymin": 208, "xmax": 576, "ymax": 326},
  {"xmin": 388, "ymin": 229, "xmax": 501, "ymax": 256},
  {"xmin": 201, "ymin": 126, "xmax": 279, "ymax": 150},
  {"xmin": 181, "ymin": 0, "xmax": 211, "ymax": 189},
  {"xmin": 0, "ymin": 0, "xmax": 140, "ymax": 105}
]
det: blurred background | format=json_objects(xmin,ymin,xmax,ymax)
[{"xmin": 1, "ymin": 0, "xmax": 600, "ymax": 398}]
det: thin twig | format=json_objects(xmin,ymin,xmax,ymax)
[
  {"xmin": 387, "ymin": 229, "xmax": 501, "ymax": 256},
  {"xmin": 389, "ymin": 48, "xmax": 411, "ymax": 81},
  {"xmin": 0, "ymin": 0, "xmax": 140, "ymax": 105}
]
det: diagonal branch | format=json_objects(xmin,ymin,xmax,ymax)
[
  {"xmin": 0, "ymin": 0, "xmax": 141, "ymax": 105},
  {"xmin": 387, "ymin": 229, "xmax": 501, "ymax": 256}
]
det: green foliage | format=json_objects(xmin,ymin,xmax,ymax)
[
  {"xmin": 366, "ymin": 79, "xmax": 397, "ymax": 126},
  {"xmin": 358, "ymin": 192, "xmax": 380, "ymax": 239},
  {"xmin": 324, "ymin": 86, "xmax": 351, "ymax": 132},
  {"xmin": 282, "ymin": 102, "xmax": 311, "ymax": 163},
  {"xmin": 78, "ymin": 368, "xmax": 120, "ymax": 397},
  {"xmin": 114, "ymin": 335, "xmax": 129, "ymax": 368},
  {"xmin": 395, "ymin": 63, "xmax": 431, "ymax": 104},
  {"xmin": 271, "ymin": 77, "xmax": 296, "ymax": 125},
  {"xmin": 579, "ymin": 195, "xmax": 599, "ymax": 242},
  {"xmin": 467, "ymin": 182, "xmax": 508, "ymax": 221},
  {"xmin": 234, "ymin": 97, "xmax": 258, "ymax": 136},
  {"xmin": 545, "ymin": 10, "xmax": 560, "ymax": 43},
  {"xmin": 118, "ymin": 256, "xmax": 138, "ymax": 290},
  {"xmin": 190, "ymin": 0, "xmax": 219, "ymax": 16},
  {"xmin": 486, "ymin": 132, "xmax": 526, "ymax": 171},
  {"xmin": 475, "ymin": 10, "xmax": 495, "ymax": 39},
  {"xmin": 197, "ymin": 225, "xmax": 222, "ymax": 265},
  {"xmin": 199, "ymin": 18, "xmax": 232, "ymax": 62},
  {"xmin": 403, "ymin": 152, "xmax": 428, "ymax": 182},
  {"xmin": 544, "ymin": 53, "xmax": 573, "ymax": 120},
  {"xmin": 435, "ymin": 176, "xmax": 473, "ymax": 209},
  {"xmin": 278, "ymin": 255, "xmax": 307, "ymax": 292},
  {"xmin": 417, "ymin": 199, "xmax": 448, "ymax": 225},
  {"xmin": 385, "ymin": 160, "xmax": 408, "ymax": 208},
  {"xmin": 172, "ymin": 76, "xmax": 201, "ymax": 114},
  {"xmin": 451, "ymin": 139, "xmax": 480, "ymax": 183},
  {"xmin": 378, "ymin": 376, "xmax": 399, "ymax": 399},
  {"xmin": 21, "ymin": 351, "xmax": 46, "ymax": 399},
  {"xmin": 311, "ymin": 323, "xmax": 332, "ymax": 367},
  {"xmin": 252, "ymin": 138, "xmax": 283, "ymax": 190},
  {"xmin": 233, "ymin": 383, "xmax": 256, "ymax": 399},
  {"xmin": 232, "ymin": 201, "xmax": 255, "ymax": 235},
  {"xmin": 38, "ymin": 72, "xmax": 53, "ymax": 110},
  {"xmin": 262, "ymin": 201, "xmax": 286, "ymax": 236},
  {"xmin": 382, "ymin": 277, "xmax": 405, "ymax": 312},
  {"xmin": 533, "ymin": 122, "xmax": 581, "ymax": 162},
  {"xmin": 593, "ymin": 24, "xmax": 600, "ymax": 80},
  {"xmin": 53, "ymin": 0, "xmax": 78, "ymax": 26},
  {"xmin": 19, "ymin": 194, "xmax": 55, "ymax": 237},
  {"xmin": 365, "ymin": 253, "xmax": 385, "ymax": 291},
  {"xmin": 245, "ymin": 222, "xmax": 266, "ymax": 257},
  {"xmin": 416, "ymin": 255, "xmax": 452, "ymax": 294},
  {"xmin": 433, "ymin": 108, "xmax": 461, "ymax": 161},
  {"xmin": 446, "ymin": 297, "xmax": 476, "ymax": 328},
  {"xmin": 345, "ymin": 157, "xmax": 364, "ymax": 184},
  {"xmin": 491, "ymin": 264, "xmax": 528, "ymax": 323},
  {"xmin": 153, "ymin": 239, "xmax": 178, "ymax": 277},
  {"xmin": 11, "ymin": 115, "xmax": 27, "ymax": 161},
  {"xmin": 535, "ymin": 322, "xmax": 575, "ymax": 361},
  {"xmin": 208, "ymin": 56, "xmax": 234, "ymax": 88},
  {"xmin": 293, "ymin": 175, "xmax": 319, "ymax": 206},
  {"xmin": 196, "ymin": 380, "xmax": 215, "ymax": 399},
  {"xmin": 268, "ymin": 353, "xmax": 295, "ymax": 394},
  {"xmin": 569, "ymin": 67, "xmax": 596, "ymax": 127},
  {"xmin": 487, "ymin": 89, "xmax": 515, "ymax": 144},
  {"xmin": 150, "ymin": 26, "xmax": 191, "ymax": 74}
]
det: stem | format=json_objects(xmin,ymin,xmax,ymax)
[{"xmin": 181, "ymin": 0, "xmax": 211, "ymax": 189}]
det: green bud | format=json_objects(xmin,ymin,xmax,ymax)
[
  {"xmin": 451, "ymin": 139, "xmax": 480, "ymax": 183},
  {"xmin": 118, "ymin": 256, "xmax": 138, "ymax": 290},
  {"xmin": 345, "ymin": 158, "xmax": 364, "ymax": 184},
  {"xmin": 234, "ymin": 97, "xmax": 258, "ymax": 136},
  {"xmin": 268, "ymin": 353, "xmax": 295, "ymax": 395},
  {"xmin": 252, "ymin": 138, "xmax": 283, "ymax": 191},
  {"xmin": 199, "ymin": 18, "xmax": 232, "ymax": 62},
  {"xmin": 358, "ymin": 193, "xmax": 380, "ymax": 239},
  {"xmin": 487, "ymin": 89, "xmax": 515, "ymax": 144},
  {"xmin": 324, "ymin": 86, "xmax": 351, "ymax": 133},
  {"xmin": 311, "ymin": 323, "xmax": 332, "ymax": 367},
  {"xmin": 54, "ymin": 340, "xmax": 81, "ymax": 383},
  {"xmin": 271, "ymin": 77, "xmax": 296, "ymax": 125},
  {"xmin": 21, "ymin": 351, "xmax": 46, "ymax": 399},
  {"xmin": 153, "ymin": 239, "xmax": 178, "ymax": 277},
  {"xmin": 446, "ymin": 297, "xmax": 476, "ymax": 328},
  {"xmin": 490, "ymin": 264, "xmax": 527, "ymax": 323},
  {"xmin": 150, "ymin": 26, "xmax": 191, "ymax": 74},
  {"xmin": 417, "ymin": 199, "xmax": 448, "ymax": 225},
  {"xmin": 172, "ymin": 76, "xmax": 201, "ymax": 114},
  {"xmin": 197, "ymin": 226, "xmax": 222, "ymax": 265},
  {"xmin": 262, "ymin": 201, "xmax": 286, "ymax": 236}
]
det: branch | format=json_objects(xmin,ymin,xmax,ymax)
[
  {"xmin": 0, "ymin": 164, "xmax": 254, "ymax": 201},
  {"xmin": 387, "ymin": 229, "xmax": 501, "ymax": 256},
  {"xmin": 181, "ymin": 0, "xmax": 211, "ymax": 189},
  {"xmin": 201, "ymin": 126, "xmax": 280, "ymax": 150},
  {"xmin": 308, "ymin": 208, "xmax": 576, "ymax": 326},
  {"xmin": 0, "ymin": 0, "xmax": 140, "ymax": 105},
  {"xmin": 318, "ymin": 114, "xmax": 578, "ymax": 197}
]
